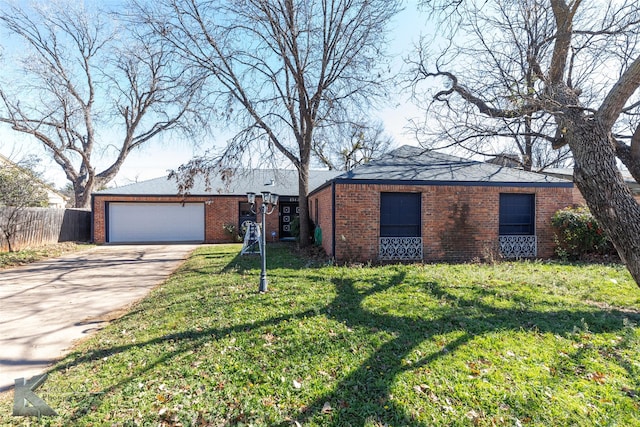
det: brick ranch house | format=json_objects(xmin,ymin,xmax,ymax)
[
  {"xmin": 92, "ymin": 145, "xmax": 581, "ymax": 262},
  {"xmin": 92, "ymin": 169, "xmax": 340, "ymax": 245},
  {"xmin": 308, "ymin": 145, "xmax": 575, "ymax": 262}
]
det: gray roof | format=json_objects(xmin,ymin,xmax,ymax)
[
  {"xmin": 95, "ymin": 169, "xmax": 342, "ymax": 196},
  {"xmin": 96, "ymin": 145, "xmax": 572, "ymax": 197},
  {"xmin": 331, "ymin": 145, "xmax": 572, "ymax": 186}
]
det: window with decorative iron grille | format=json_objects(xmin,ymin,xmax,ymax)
[
  {"xmin": 499, "ymin": 193, "xmax": 536, "ymax": 258},
  {"xmin": 379, "ymin": 192, "xmax": 422, "ymax": 260}
]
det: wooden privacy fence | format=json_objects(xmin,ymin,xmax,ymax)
[{"xmin": 0, "ymin": 207, "xmax": 91, "ymax": 252}]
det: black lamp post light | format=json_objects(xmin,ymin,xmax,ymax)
[{"xmin": 247, "ymin": 191, "xmax": 279, "ymax": 293}]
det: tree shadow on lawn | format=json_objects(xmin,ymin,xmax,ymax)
[
  {"xmin": 47, "ymin": 264, "xmax": 640, "ymax": 425},
  {"xmin": 180, "ymin": 243, "xmax": 303, "ymax": 278},
  {"xmin": 293, "ymin": 271, "xmax": 640, "ymax": 426}
]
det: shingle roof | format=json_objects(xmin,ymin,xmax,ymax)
[
  {"xmin": 96, "ymin": 145, "xmax": 572, "ymax": 197},
  {"xmin": 331, "ymin": 145, "xmax": 572, "ymax": 186},
  {"xmin": 95, "ymin": 169, "xmax": 341, "ymax": 196}
]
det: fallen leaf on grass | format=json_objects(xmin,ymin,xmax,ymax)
[
  {"xmin": 466, "ymin": 409, "xmax": 482, "ymax": 421},
  {"xmin": 293, "ymin": 379, "xmax": 302, "ymax": 389},
  {"xmin": 321, "ymin": 402, "xmax": 333, "ymax": 414},
  {"xmin": 413, "ymin": 384, "xmax": 429, "ymax": 394},
  {"xmin": 587, "ymin": 372, "xmax": 606, "ymax": 384}
]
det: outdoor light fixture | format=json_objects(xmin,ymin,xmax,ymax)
[{"xmin": 247, "ymin": 190, "xmax": 279, "ymax": 293}]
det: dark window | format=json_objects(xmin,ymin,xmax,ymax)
[
  {"xmin": 499, "ymin": 194, "xmax": 535, "ymax": 235},
  {"xmin": 380, "ymin": 193, "xmax": 421, "ymax": 237}
]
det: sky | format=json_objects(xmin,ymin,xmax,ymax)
[{"xmin": 0, "ymin": 1, "xmax": 427, "ymax": 190}]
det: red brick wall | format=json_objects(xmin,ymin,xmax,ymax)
[
  {"xmin": 261, "ymin": 197, "xmax": 281, "ymax": 242},
  {"xmin": 95, "ymin": 184, "xmax": 575, "ymax": 261},
  {"xmin": 313, "ymin": 183, "xmax": 574, "ymax": 263},
  {"xmin": 309, "ymin": 184, "xmax": 334, "ymax": 256},
  {"xmin": 92, "ymin": 195, "xmax": 280, "ymax": 244},
  {"xmin": 571, "ymin": 187, "xmax": 587, "ymax": 206}
]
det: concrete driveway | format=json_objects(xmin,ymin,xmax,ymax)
[{"xmin": 0, "ymin": 244, "xmax": 198, "ymax": 392}]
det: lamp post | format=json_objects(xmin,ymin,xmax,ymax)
[{"xmin": 247, "ymin": 191, "xmax": 279, "ymax": 293}]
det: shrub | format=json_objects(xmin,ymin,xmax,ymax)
[
  {"xmin": 289, "ymin": 216, "xmax": 315, "ymax": 243},
  {"xmin": 551, "ymin": 206, "xmax": 615, "ymax": 260},
  {"xmin": 222, "ymin": 223, "xmax": 242, "ymax": 242}
]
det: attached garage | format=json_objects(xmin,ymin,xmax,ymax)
[
  {"xmin": 92, "ymin": 170, "xmax": 341, "ymax": 245},
  {"xmin": 107, "ymin": 202, "xmax": 205, "ymax": 243}
]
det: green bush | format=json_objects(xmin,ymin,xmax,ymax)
[
  {"xmin": 551, "ymin": 206, "xmax": 615, "ymax": 260},
  {"xmin": 222, "ymin": 223, "xmax": 242, "ymax": 242},
  {"xmin": 290, "ymin": 216, "xmax": 315, "ymax": 243},
  {"xmin": 290, "ymin": 216, "xmax": 300, "ymax": 241}
]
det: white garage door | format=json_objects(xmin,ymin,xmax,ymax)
[{"xmin": 108, "ymin": 202, "xmax": 205, "ymax": 243}]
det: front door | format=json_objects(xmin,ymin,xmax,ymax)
[{"xmin": 279, "ymin": 198, "xmax": 299, "ymax": 240}]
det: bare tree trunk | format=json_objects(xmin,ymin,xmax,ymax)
[
  {"xmin": 523, "ymin": 115, "xmax": 533, "ymax": 171},
  {"xmin": 2, "ymin": 227, "xmax": 13, "ymax": 252},
  {"xmin": 569, "ymin": 119, "xmax": 640, "ymax": 286},
  {"xmin": 297, "ymin": 165, "xmax": 311, "ymax": 248},
  {"xmin": 74, "ymin": 183, "xmax": 92, "ymax": 210}
]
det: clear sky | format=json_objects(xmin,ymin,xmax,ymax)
[{"xmin": 0, "ymin": 1, "xmax": 427, "ymax": 190}]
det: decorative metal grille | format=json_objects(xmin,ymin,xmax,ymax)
[
  {"xmin": 499, "ymin": 235, "xmax": 537, "ymax": 258},
  {"xmin": 379, "ymin": 237, "xmax": 423, "ymax": 261}
]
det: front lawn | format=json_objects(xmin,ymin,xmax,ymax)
[{"xmin": 2, "ymin": 244, "xmax": 640, "ymax": 426}]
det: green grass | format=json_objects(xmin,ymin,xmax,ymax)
[
  {"xmin": 0, "ymin": 242, "xmax": 92, "ymax": 269},
  {"xmin": 2, "ymin": 244, "xmax": 640, "ymax": 426}
]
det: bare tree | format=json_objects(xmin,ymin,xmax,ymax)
[
  {"xmin": 140, "ymin": 0, "xmax": 401, "ymax": 247},
  {"xmin": 313, "ymin": 120, "xmax": 393, "ymax": 171},
  {"xmin": 411, "ymin": 0, "xmax": 573, "ymax": 171},
  {"xmin": 415, "ymin": 0, "xmax": 640, "ymax": 286},
  {"xmin": 0, "ymin": 1, "xmax": 203, "ymax": 208}
]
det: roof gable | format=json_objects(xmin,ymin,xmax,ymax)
[{"xmin": 332, "ymin": 145, "xmax": 571, "ymax": 186}]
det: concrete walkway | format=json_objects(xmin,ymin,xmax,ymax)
[{"xmin": 0, "ymin": 244, "xmax": 198, "ymax": 392}]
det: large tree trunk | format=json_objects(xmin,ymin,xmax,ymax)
[
  {"xmin": 73, "ymin": 177, "xmax": 100, "ymax": 210},
  {"xmin": 568, "ymin": 119, "xmax": 640, "ymax": 286},
  {"xmin": 72, "ymin": 179, "xmax": 95, "ymax": 209},
  {"xmin": 297, "ymin": 165, "xmax": 311, "ymax": 248},
  {"xmin": 73, "ymin": 185, "xmax": 92, "ymax": 210},
  {"xmin": 71, "ymin": 166, "xmax": 113, "ymax": 209}
]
